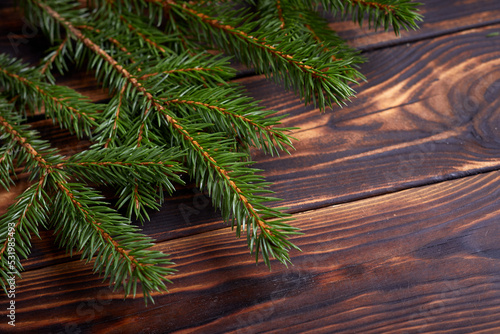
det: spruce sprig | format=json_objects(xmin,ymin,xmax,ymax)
[
  {"xmin": 0, "ymin": 0, "xmax": 422, "ymax": 302},
  {"xmin": 316, "ymin": 0, "xmax": 423, "ymax": 34},
  {"xmin": 61, "ymin": 146, "xmax": 185, "ymax": 222},
  {"xmin": 164, "ymin": 0, "xmax": 364, "ymax": 109},
  {"xmin": 0, "ymin": 54, "xmax": 98, "ymax": 138},
  {"xmin": 0, "ymin": 96, "xmax": 185, "ymax": 302},
  {"xmin": 24, "ymin": 0, "xmax": 301, "ymax": 266}
]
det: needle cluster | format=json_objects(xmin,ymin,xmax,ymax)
[{"xmin": 0, "ymin": 0, "xmax": 421, "ymax": 303}]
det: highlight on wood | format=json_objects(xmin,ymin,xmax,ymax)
[{"xmin": 0, "ymin": 0, "xmax": 422, "ymax": 303}]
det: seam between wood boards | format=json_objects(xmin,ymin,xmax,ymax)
[
  {"xmin": 358, "ymin": 19, "xmax": 500, "ymax": 52},
  {"xmin": 8, "ymin": 4, "xmax": 500, "ymax": 280},
  {"xmin": 15, "ymin": 168, "xmax": 500, "ymax": 331},
  {"xmin": 232, "ymin": 19, "xmax": 500, "ymax": 81},
  {"xmin": 159, "ymin": 164, "xmax": 500, "ymax": 239},
  {"xmin": 284, "ymin": 164, "xmax": 500, "ymax": 216},
  {"xmin": 20, "ymin": 165, "xmax": 500, "ymax": 276}
]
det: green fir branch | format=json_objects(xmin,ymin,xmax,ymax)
[
  {"xmin": 165, "ymin": 0, "xmax": 363, "ymax": 110},
  {"xmin": 0, "ymin": 180, "xmax": 48, "ymax": 293},
  {"xmin": 315, "ymin": 0, "xmax": 423, "ymax": 34},
  {"xmin": 0, "ymin": 0, "xmax": 423, "ymax": 303},
  {"xmin": 0, "ymin": 97, "xmax": 182, "ymax": 302},
  {"xmin": 160, "ymin": 85, "xmax": 296, "ymax": 155},
  {"xmin": 61, "ymin": 146, "xmax": 186, "ymax": 221},
  {"xmin": 50, "ymin": 181, "xmax": 176, "ymax": 302},
  {"xmin": 0, "ymin": 101, "xmax": 56, "ymax": 292},
  {"xmin": 25, "ymin": 0, "xmax": 300, "ymax": 265},
  {"xmin": 0, "ymin": 54, "xmax": 99, "ymax": 138}
]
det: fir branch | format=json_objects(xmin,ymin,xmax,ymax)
[
  {"xmin": 27, "ymin": 0, "xmax": 299, "ymax": 264},
  {"xmin": 102, "ymin": 82, "xmax": 128, "ymax": 148},
  {"xmin": 255, "ymin": 1, "xmax": 364, "ymax": 71},
  {"xmin": 77, "ymin": 24, "xmax": 136, "ymax": 59},
  {"xmin": 0, "ymin": 107, "xmax": 51, "ymax": 285},
  {"xmin": 0, "ymin": 54, "xmax": 99, "ymax": 138},
  {"xmin": 137, "ymin": 53, "xmax": 235, "ymax": 87},
  {"xmin": 163, "ymin": 0, "xmax": 362, "ymax": 109},
  {"xmin": 40, "ymin": 36, "xmax": 68, "ymax": 75},
  {"xmin": 7, "ymin": 0, "xmax": 423, "ymax": 303},
  {"xmin": 61, "ymin": 146, "xmax": 185, "ymax": 221},
  {"xmin": 168, "ymin": 3, "xmax": 319, "ymax": 73},
  {"xmin": 0, "ymin": 143, "xmax": 17, "ymax": 191},
  {"xmin": 59, "ymin": 146, "xmax": 184, "ymax": 188},
  {"xmin": 0, "ymin": 102, "xmax": 55, "ymax": 292},
  {"xmin": 0, "ymin": 109, "xmax": 61, "ymax": 175},
  {"xmin": 0, "ymin": 179, "xmax": 48, "ymax": 293},
  {"xmin": 155, "ymin": 104, "xmax": 300, "ymax": 266},
  {"xmin": 0, "ymin": 102, "xmax": 181, "ymax": 301},
  {"xmin": 115, "ymin": 12, "xmax": 171, "ymax": 54},
  {"xmin": 0, "ymin": 96, "xmax": 182, "ymax": 301},
  {"xmin": 161, "ymin": 85, "xmax": 296, "ymax": 155},
  {"xmin": 316, "ymin": 0, "xmax": 423, "ymax": 34},
  {"xmin": 50, "ymin": 181, "xmax": 175, "ymax": 302}
]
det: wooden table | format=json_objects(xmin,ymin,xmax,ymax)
[{"xmin": 1, "ymin": 0, "xmax": 500, "ymax": 333}]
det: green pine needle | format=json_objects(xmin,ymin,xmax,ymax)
[{"xmin": 0, "ymin": 0, "xmax": 422, "ymax": 303}]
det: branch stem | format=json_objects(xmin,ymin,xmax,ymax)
[{"xmin": 35, "ymin": 0, "xmax": 273, "ymax": 235}]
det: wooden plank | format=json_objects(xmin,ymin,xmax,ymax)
[
  {"xmin": 330, "ymin": 0, "xmax": 500, "ymax": 50},
  {"xmin": 3, "ymin": 6, "xmax": 500, "ymax": 274},
  {"xmin": 3, "ymin": 1, "xmax": 500, "ymax": 64},
  {"xmin": 2, "ymin": 170, "xmax": 500, "ymax": 333},
  {"xmin": 15, "ymin": 21, "xmax": 500, "ymax": 221},
  {"xmin": 6, "ymin": 18, "xmax": 498, "ymax": 222},
  {"xmin": 241, "ymin": 23, "xmax": 500, "ymax": 213},
  {"xmin": 1, "ymin": 3, "xmax": 500, "ymax": 332}
]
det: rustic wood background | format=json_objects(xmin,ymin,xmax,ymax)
[{"xmin": 1, "ymin": 0, "xmax": 500, "ymax": 333}]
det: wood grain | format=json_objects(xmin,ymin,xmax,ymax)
[
  {"xmin": 3, "ymin": 1, "xmax": 500, "ymax": 216},
  {"xmin": 16, "ymin": 18, "xmax": 500, "ymax": 247},
  {"xmin": 3, "ymin": 0, "xmax": 500, "ymax": 287},
  {"xmin": 3, "ymin": 1, "xmax": 500, "ymax": 65},
  {"xmin": 3, "ymin": 170, "xmax": 500, "ymax": 333},
  {"xmin": 330, "ymin": 0, "xmax": 500, "ymax": 50},
  {"xmin": 245, "ymin": 23, "xmax": 500, "ymax": 213},
  {"xmin": 0, "ymin": 1, "xmax": 500, "ymax": 333}
]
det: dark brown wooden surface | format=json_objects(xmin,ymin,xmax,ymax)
[{"xmin": 1, "ymin": 1, "xmax": 500, "ymax": 333}]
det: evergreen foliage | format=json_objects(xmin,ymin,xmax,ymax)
[{"xmin": 0, "ymin": 0, "xmax": 422, "ymax": 303}]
